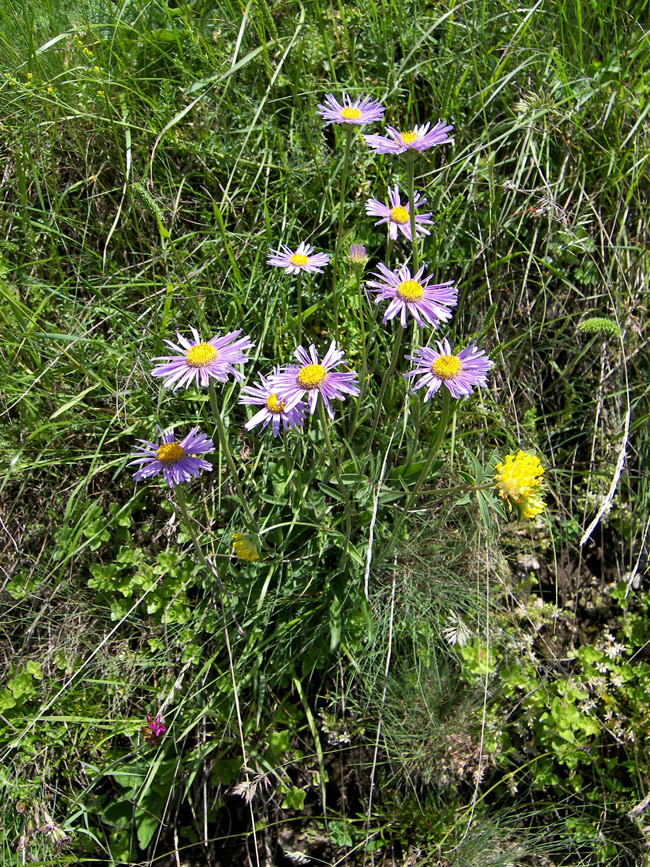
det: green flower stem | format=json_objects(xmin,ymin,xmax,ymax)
[
  {"xmin": 350, "ymin": 266, "xmax": 368, "ymax": 434},
  {"xmin": 405, "ymin": 382, "xmax": 421, "ymax": 465},
  {"xmin": 331, "ymin": 126, "xmax": 354, "ymax": 342},
  {"xmin": 406, "ymin": 154, "xmax": 419, "ymax": 273},
  {"xmin": 283, "ymin": 437, "xmax": 306, "ymax": 510},
  {"xmin": 175, "ymin": 485, "xmax": 245, "ymax": 636},
  {"xmin": 403, "ymin": 322, "xmax": 421, "ymax": 460},
  {"xmin": 296, "ymin": 271, "xmax": 303, "ymax": 345},
  {"xmin": 208, "ymin": 381, "xmax": 260, "ymax": 535},
  {"xmin": 364, "ymin": 324, "xmax": 404, "ymax": 457},
  {"xmin": 380, "ymin": 389, "xmax": 452, "ymax": 563},
  {"xmin": 283, "ymin": 436, "xmax": 292, "ymax": 476},
  {"xmin": 318, "ymin": 400, "xmax": 351, "ymax": 571}
]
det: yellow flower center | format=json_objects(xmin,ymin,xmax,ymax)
[
  {"xmin": 389, "ymin": 205, "xmax": 410, "ymax": 224},
  {"xmin": 290, "ymin": 253, "xmax": 309, "ymax": 267},
  {"xmin": 266, "ymin": 392, "xmax": 285, "ymax": 413},
  {"xmin": 400, "ymin": 130, "xmax": 418, "ymax": 145},
  {"xmin": 185, "ymin": 342, "xmax": 218, "ymax": 368},
  {"xmin": 156, "ymin": 442, "xmax": 185, "ymax": 464},
  {"xmin": 341, "ymin": 107, "xmax": 362, "ymax": 120},
  {"xmin": 397, "ymin": 279, "xmax": 424, "ymax": 301},
  {"xmin": 495, "ymin": 451, "xmax": 545, "ymax": 507},
  {"xmin": 432, "ymin": 354, "xmax": 461, "ymax": 379},
  {"xmin": 297, "ymin": 363, "xmax": 327, "ymax": 388}
]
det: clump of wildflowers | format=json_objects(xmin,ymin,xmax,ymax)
[
  {"xmin": 129, "ymin": 427, "xmax": 214, "ymax": 488},
  {"xmin": 272, "ymin": 341, "xmax": 359, "ymax": 419},
  {"xmin": 267, "ymin": 242, "xmax": 330, "ymax": 275},
  {"xmin": 366, "ymin": 262, "xmax": 457, "ymax": 329},
  {"xmin": 365, "ymin": 184, "xmax": 433, "ymax": 241},
  {"xmin": 494, "ymin": 451, "xmax": 546, "ymax": 518},
  {"xmin": 316, "ymin": 92, "xmax": 385, "ymax": 126},
  {"xmin": 150, "ymin": 327, "xmax": 252, "ymax": 390},
  {"xmin": 404, "ymin": 339, "xmax": 494, "ymax": 400},
  {"xmin": 363, "ymin": 120, "xmax": 453, "ymax": 155},
  {"xmin": 232, "ymin": 533, "xmax": 260, "ymax": 562}
]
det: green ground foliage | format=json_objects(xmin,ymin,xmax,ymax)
[{"xmin": 1, "ymin": 0, "xmax": 649, "ymax": 863}]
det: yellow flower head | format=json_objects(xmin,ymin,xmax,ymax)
[
  {"xmin": 520, "ymin": 493, "xmax": 546, "ymax": 519},
  {"xmin": 494, "ymin": 451, "xmax": 545, "ymax": 517},
  {"xmin": 231, "ymin": 533, "xmax": 259, "ymax": 562}
]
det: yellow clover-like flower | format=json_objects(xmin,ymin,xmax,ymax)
[
  {"xmin": 231, "ymin": 533, "xmax": 260, "ymax": 562},
  {"xmin": 494, "ymin": 451, "xmax": 545, "ymax": 518},
  {"xmin": 520, "ymin": 493, "xmax": 546, "ymax": 519}
]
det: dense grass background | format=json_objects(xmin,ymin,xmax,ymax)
[{"xmin": 1, "ymin": 0, "xmax": 649, "ymax": 863}]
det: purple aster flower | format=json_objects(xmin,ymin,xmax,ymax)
[
  {"xmin": 150, "ymin": 327, "xmax": 252, "ymax": 391},
  {"xmin": 129, "ymin": 426, "xmax": 214, "ymax": 488},
  {"xmin": 267, "ymin": 241, "xmax": 331, "ymax": 275},
  {"xmin": 365, "ymin": 184, "xmax": 433, "ymax": 241},
  {"xmin": 363, "ymin": 121, "xmax": 454, "ymax": 155},
  {"xmin": 239, "ymin": 369, "xmax": 306, "ymax": 436},
  {"xmin": 366, "ymin": 262, "xmax": 457, "ymax": 329},
  {"xmin": 271, "ymin": 341, "xmax": 360, "ymax": 419},
  {"xmin": 404, "ymin": 339, "xmax": 494, "ymax": 400},
  {"xmin": 316, "ymin": 92, "xmax": 385, "ymax": 126}
]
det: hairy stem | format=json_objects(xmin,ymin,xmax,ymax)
[
  {"xmin": 318, "ymin": 400, "xmax": 352, "ymax": 570},
  {"xmin": 331, "ymin": 126, "xmax": 354, "ymax": 342},
  {"xmin": 296, "ymin": 270, "xmax": 303, "ymax": 345},
  {"xmin": 379, "ymin": 389, "xmax": 452, "ymax": 563},
  {"xmin": 406, "ymin": 154, "xmax": 419, "ymax": 273},
  {"xmin": 208, "ymin": 381, "xmax": 260, "ymax": 534},
  {"xmin": 364, "ymin": 324, "xmax": 404, "ymax": 456},
  {"xmin": 175, "ymin": 486, "xmax": 245, "ymax": 636}
]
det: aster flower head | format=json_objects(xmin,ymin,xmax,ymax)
[
  {"xmin": 239, "ymin": 369, "xmax": 306, "ymax": 436},
  {"xmin": 129, "ymin": 426, "xmax": 214, "ymax": 488},
  {"xmin": 271, "ymin": 340, "xmax": 360, "ymax": 419},
  {"xmin": 349, "ymin": 243, "xmax": 368, "ymax": 266},
  {"xmin": 142, "ymin": 714, "xmax": 166, "ymax": 744},
  {"xmin": 365, "ymin": 184, "xmax": 433, "ymax": 241},
  {"xmin": 316, "ymin": 92, "xmax": 385, "ymax": 126},
  {"xmin": 404, "ymin": 338, "xmax": 494, "ymax": 400},
  {"xmin": 232, "ymin": 532, "xmax": 260, "ymax": 562},
  {"xmin": 150, "ymin": 326, "xmax": 252, "ymax": 391},
  {"xmin": 366, "ymin": 262, "xmax": 458, "ymax": 329},
  {"xmin": 363, "ymin": 120, "xmax": 454, "ymax": 156},
  {"xmin": 267, "ymin": 241, "xmax": 331, "ymax": 275},
  {"xmin": 494, "ymin": 451, "xmax": 546, "ymax": 518}
]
